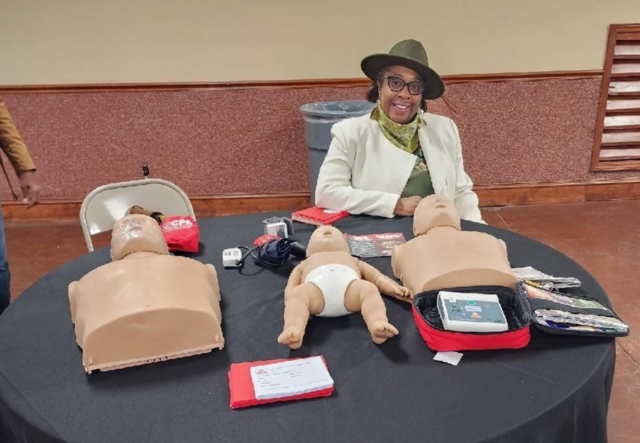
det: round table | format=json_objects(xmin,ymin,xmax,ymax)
[{"xmin": 0, "ymin": 212, "xmax": 615, "ymax": 443}]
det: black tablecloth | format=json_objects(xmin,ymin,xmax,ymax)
[{"xmin": 0, "ymin": 213, "xmax": 615, "ymax": 443}]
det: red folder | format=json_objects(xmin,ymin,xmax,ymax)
[
  {"xmin": 291, "ymin": 207, "xmax": 349, "ymax": 227},
  {"xmin": 228, "ymin": 357, "xmax": 334, "ymax": 409}
]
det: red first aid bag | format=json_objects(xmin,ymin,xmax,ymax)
[{"xmin": 161, "ymin": 216, "xmax": 200, "ymax": 253}]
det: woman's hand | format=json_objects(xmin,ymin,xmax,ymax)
[{"xmin": 394, "ymin": 196, "xmax": 421, "ymax": 216}]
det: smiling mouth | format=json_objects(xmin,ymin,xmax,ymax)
[
  {"xmin": 436, "ymin": 204, "xmax": 446, "ymax": 209},
  {"xmin": 393, "ymin": 103, "xmax": 410, "ymax": 112}
]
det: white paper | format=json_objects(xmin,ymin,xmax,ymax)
[
  {"xmin": 433, "ymin": 352, "xmax": 464, "ymax": 366},
  {"xmin": 250, "ymin": 356, "xmax": 334, "ymax": 400},
  {"xmin": 512, "ymin": 266, "xmax": 553, "ymax": 280},
  {"xmin": 511, "ymin": 266, "xmax": 581, "ymax": 288}
]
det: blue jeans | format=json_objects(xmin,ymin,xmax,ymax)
[{"xmin": 0, "ymin": 209, "xmax": 10, "ymax": 315}]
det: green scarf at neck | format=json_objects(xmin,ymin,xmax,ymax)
[{"xmin": 372, "ymin": 103, "xmax": 421, "ymax": 153}]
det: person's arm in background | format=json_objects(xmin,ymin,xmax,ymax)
[
  {"xmin": 0, "ymin": 99, "xmax": 41, "ymax": 207},
  {"xmin": 449, "ymin": 119, "xmax": 484, "ymax": 224},
  {"xmin": 315, "ymin": 124, "xmax": 401, "ymax": 218}
]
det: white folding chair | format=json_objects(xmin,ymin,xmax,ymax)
[{"xmin": 80, "ymin": 178, "xmax": 196, "ymax": 252}]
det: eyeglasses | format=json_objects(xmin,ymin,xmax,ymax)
[{"xmin": 382, "ymin": 75, "xmax": 425, "ymax": 96}]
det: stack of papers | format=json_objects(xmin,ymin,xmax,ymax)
[
  {"xmin": 512, "ymin": 266, "xmax": 581, "ymax": 289},
  {"xmin": 535, "ymin": 309, "xmax": 629, "ymax": 333},
  {"xmin": 250, "ymin": 356, "xmax": 334, "ymax": 400},
  {"xmin": 228, "ymin": 356, "xmax": 335, "ymax": 409},
  {"xmin": 524, "ymin": 284, "xmax": 610, "ymax": 311}
]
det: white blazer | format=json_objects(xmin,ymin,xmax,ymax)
[{"xmin": 315, "ymin": 112, "xmax": 484, "ymax": 223}]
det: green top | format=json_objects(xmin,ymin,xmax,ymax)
[
  {"xmin": 402, "ymin": 146, "xmax": 434, "ymax": 198},
  {"xmin": 371, "ymin": 104, "xmax": 434, "ymax": 198}
]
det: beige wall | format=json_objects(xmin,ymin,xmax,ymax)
[{"xmin": 1, "ymin": 0, "xmax": 640, "ymax": 85}]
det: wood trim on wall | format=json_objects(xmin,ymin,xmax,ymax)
[
  {"xmin": 442, "ymin": 70, "xmax": 602, "ymax": 84},
  {"xmin": 590, "ymin": 159, "xmax": 640, "ymax": 171},
  {"xmin": 474, "ymin": 179, "xmax": 640, "ymax": 206},
  {"xmin": 3, "ymin": 180, "xmax": 639, "ymax": 222},
  {"xmin": 0, "ymin": 70, "xmax": 603, "ymax": 94},
  {"xmin": 189, "ymin": 192, "xmax": 311, "ymax": 217},
  {"xmin": 0, "ymin": 192, "xmax": 312, "ymax": 222}
]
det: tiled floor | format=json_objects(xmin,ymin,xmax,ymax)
[{"xmin": 3, "ymin": 200, "xmax": 640, "ymax": 442}]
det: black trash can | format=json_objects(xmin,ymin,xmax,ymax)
[{"xmin": 300, "ymin": 100, "xmax": 375, "ymax": 205}]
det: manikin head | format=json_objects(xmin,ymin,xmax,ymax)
[
  {"xmin": 306, "ymin": 226, "xmax": 350, "ymax": 257},
  {"xmin": 111, "ymin": 214, "xmax": 169, "ymax": 261},
  {"xmin": 413, "ymin": 194, "xmax": 461, "ymax": 236}
]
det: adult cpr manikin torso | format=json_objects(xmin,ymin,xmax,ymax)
[
  {"xmin": 392, "ymin": 195, "xmax": 518, "ymax": 295},
  {"xmin": 69, "ymin": 215, "xmax": 223, "ymax": 373}
]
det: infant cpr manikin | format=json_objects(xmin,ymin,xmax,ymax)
[
  {"xmin": 68, "ymin": 214, "xmax": 224, "ymax": 373},
  {"xmin": 278, "ymin": 225, "xmax": 411, "ymax": 349}
]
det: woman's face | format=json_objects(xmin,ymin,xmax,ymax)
[{"xmin": 378, "ymin": 65, "xmax": 423, "ymax": 124}]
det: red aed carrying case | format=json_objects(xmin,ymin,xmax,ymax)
[{"xmin": 411, "ymin": 284, "xmax": 629, "ymax": 352}]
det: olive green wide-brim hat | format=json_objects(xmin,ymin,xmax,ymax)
[{"xmin": 361, "ymin": 39, "xmax": 445, "ymax": 100}]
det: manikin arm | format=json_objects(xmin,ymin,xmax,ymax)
[
  {"xmin": 284, "ymin": 263, "xmax": 305, "ymax": 300},
  {"xmin": 356, "ymin": 260, "xmax": 411, "ymax": 302}
]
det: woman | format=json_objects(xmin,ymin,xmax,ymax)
[{"xmin": 315, "ymin": 39, "xmax": 483, "ymax": 223}]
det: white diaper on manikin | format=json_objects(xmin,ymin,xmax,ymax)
[{"xmin": 305, "ymin": 264, "xmax": 359, "ymax": 317}]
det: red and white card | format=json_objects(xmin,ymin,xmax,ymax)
[{"xmin": 228, "ymin": 356, "xmax": 334, "ymax": 409}]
